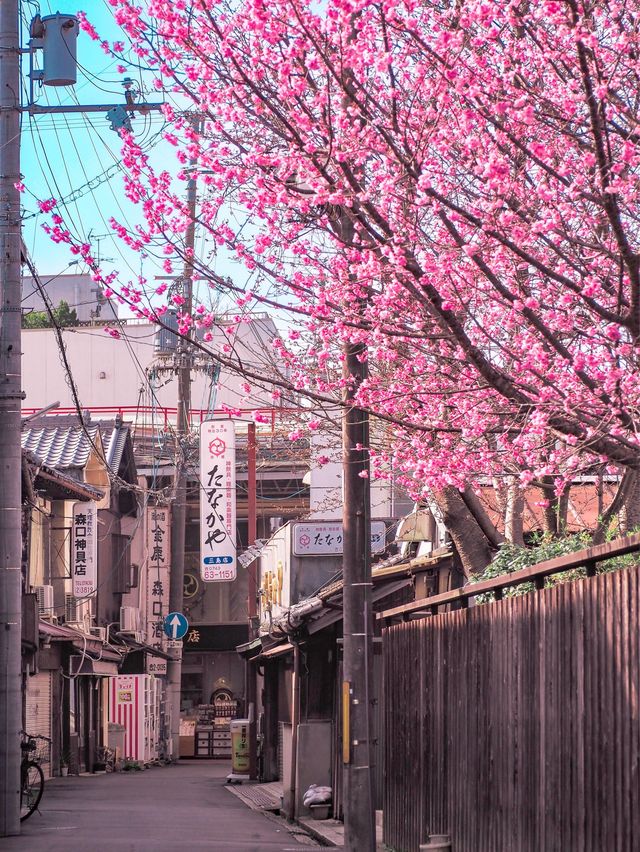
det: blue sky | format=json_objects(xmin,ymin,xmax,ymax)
[
  {"xmin": 22, "ymin": 4, "xmax": 144, "ymax": 272},
  {"xmin": 19, "ymin": 1, "xmax": 230, "ymax": 318}
]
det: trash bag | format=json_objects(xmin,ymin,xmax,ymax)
[{"xmin": 303, "ymin": 784, "xmax": 332, "ymax": 806}]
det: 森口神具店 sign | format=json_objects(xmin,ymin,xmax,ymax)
[
  {"xmin": 199, "ymin": 420, "xmax": 236, "ymax": 582},
  {"xmin": 72, "ymin": 501, "xmax": 97, "ymax": 598},
  {"xmin": 293, "ymin": 521, "xmax": 387, "ymax": 556}
]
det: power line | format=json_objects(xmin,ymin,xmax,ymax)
[{"xmin": 23, "ymin": 251, "xmax": 172, "ymax": 500}]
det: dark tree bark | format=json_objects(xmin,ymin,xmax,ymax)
[
  {"xmin": 432, "ymin": 486, "xmax": 497, "ymax": 576},
  {"xmin": 461, "ymin": 486, "xmax": 505, "ymax": 549},
  {"xmin": 539, "ymin": 476, "xmax": 569, "ymax": 537},
  {"xmin": 504, "ymin": 477, "xmax": 525, "ymax": 546},
  {"xmin": 619, "ymin": 471, "xmax": 640, "ymax": 534},
  {"xmin": 593, "ymin": 469, "xmax": 634, "ymax": 544}
]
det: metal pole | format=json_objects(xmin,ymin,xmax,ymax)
[
  {"xmin": 246, "ymin": 422, "xmax": 258, "ymax": 778},
  {"xmin": 288, "ymin": 641, "xmax": 301, "ymax": 820},
  {"xmin": 325, "ymin": 207, "xmax": 375, "ymax": 849},
  {"xmin": 342, "ymin": 333, "xmax": 375, "ymax": 848},
  {"xmin": 0, "ymin": 0, "xmax": 22, "ymax": 836},
  {"xmin": 247, "ymin": 422, "xmax": 257, "ymax": 616},
  {"xmin": 167, "ymin": 124, "xmax": 198, "ymax": 760}
]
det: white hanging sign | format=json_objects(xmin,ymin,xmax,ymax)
[
  {"xmin": 293, "ymin": 521, "xmax": 387, "ymax": 556},
  {"xmin": 199, "ymin": 420, "xmax": 236, "ymax": 582},
  {"xmin": 72, "ymin": 500, "xmax": 97, "ymax": 598}
]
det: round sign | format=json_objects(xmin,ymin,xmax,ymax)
[{"xmin": 163, "ymin": 611, "xmax": 189, "ymax": 640}]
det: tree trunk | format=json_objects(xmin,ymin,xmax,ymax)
[
  {"xmin": 432, "ymin": 486, "xmax": 496, "ymax": 576},
  {"xmin": 593, "ymin": 469, "xmax": 633, "ymax": 544},
  {"xmin": 539, "ymin": 476, "xmax": 568, "ymax": 537},
  {"xmin": 504, "ymin": 477, "xmax": 525, "ymax": 545},
  {"xmin": 619, "ymin": 471, "xmax": 640, "ymax": 533},
  {"xmin": 461, "ymin": 486, "xmax": 505, "ymax": 548}
]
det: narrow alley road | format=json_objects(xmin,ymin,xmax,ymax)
[{"xmin": 2, "ymin": 761, "xmax": 318, "ymax": 852}]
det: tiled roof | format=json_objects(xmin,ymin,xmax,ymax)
[
  {"xmin": 99, "ymin": 418, "xmax": 132, "ymax": 476},
  {"xmin": 21, "ymin": 420, "xmax": 100, "ymax": 471},
  {"xmin": 23, "ymin": 449, "xmax": 104, "ymax": 501},
  {"xmin": 21, "ymin": 413, "xmax": 134, "ymax": 481}
]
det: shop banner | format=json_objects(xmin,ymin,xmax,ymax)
[
  {"xmin": 72, "ymin": 501, "xmax": 97, "ymax": 598},
  {"xmin": 293, "ymin": 520, "xmax": 386, "ymax": 556},
  {"xmin": 199, "ymin": 420, "xmax": 236, "ymax": 582},
  {"xmin": 146, "ymin": 505, "xmax": 170, "ymax": 656}
]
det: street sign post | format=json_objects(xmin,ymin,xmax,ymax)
[
  {"xmin": 167, "ymin": 639, "xmax": 183, "ymax": 661},
  {"xmin": 164, "ymin": 612, "xmax": 189, "ymax": 640}
]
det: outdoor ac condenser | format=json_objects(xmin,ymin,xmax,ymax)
[
  {"xmin": 119, "ymin": 605, "xmax": 139, "ymax": 634},
  {"xmin": 35, "ymin": 584, "xmax": 55, "ymax": 618},
  {"xmin": 65, "ymin": 593, "xmax": 92, "ymax": 627},
  {"xmin": 89, "ymin": 626, "xmax": 107, "ymax": 642}
]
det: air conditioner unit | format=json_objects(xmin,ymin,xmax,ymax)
[
  {"xmin": 89, "ymin": 626, "xmax": 107, "ymax": 642},
  {"xmin": 120, "ymin": 605, "xmax": 139, "ymax": 634},
  {"xmin": 35, "ymin": 585, "xmax": 55, "ymax": 618},
  {"xmin": 65, "ymin": 594, "xmax": 92, "ymax": 627}
]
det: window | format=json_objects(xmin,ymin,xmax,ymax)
[{"xmin": 112, "ymin": 534, "xmax": 132, "ymax": 594}]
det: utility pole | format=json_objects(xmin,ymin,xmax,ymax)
[
  {"xmin": 339, "ymin": 218, "xmax": 375, "ymax": 851},
  {"xmin": 246, "ymin": 421, "xmax": 258, "ymax": 778},
  {"xmin": 167, "ymin": 121, "xmax": 199, "ymax": 759},
  {"xmin": 342, "ymin": 345, "xmax": 375, "ymax": 851},
  {"xmin": 0, "ymin": 0, "xmax": 22, "ymax": 836}
]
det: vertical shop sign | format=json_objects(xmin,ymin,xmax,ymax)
[
  {"xmin": 199, "ymin": 420, "xmax": 236, "ymax": 582},
  {"xmin": 146, "ymin": 505, "xmax": 170, "ymax": 669},
  {"xmin": 72, "ymin": 501, "xmax": 97, "ymax": 598}
]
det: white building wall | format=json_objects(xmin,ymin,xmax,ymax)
[
  {"xmin": 308, "ymin": 430, "xmax": 393, "ymax": 521},
  {"xmin": 22, "ymin": 314, "xmax": 280, "ymax": 416},
  {"xmin": 22, "ymin": 273, "xmax": 118, "ymax": 323}
]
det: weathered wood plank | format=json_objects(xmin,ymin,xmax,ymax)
[{"xmin": 382, "ymin": 562, "xmax": 640, "ymax": 852}]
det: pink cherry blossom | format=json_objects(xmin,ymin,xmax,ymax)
[{"xmin": 42, "ymin": 1, "xmax": 640, "ymax": 499}]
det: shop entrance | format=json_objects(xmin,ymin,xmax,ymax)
[{"xmin": 179, "ymin": 646, "xmax": 245, "ymax": 759}]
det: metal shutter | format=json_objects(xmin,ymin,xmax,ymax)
[{"xmin": 25, "ymin": 671, "xmax": 52, "ymax": 779}]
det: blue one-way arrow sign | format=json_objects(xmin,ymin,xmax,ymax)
[{"xmin": 164, "ymin": 611, "xmax": 189, "ymax": 640}]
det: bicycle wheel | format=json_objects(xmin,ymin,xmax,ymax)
[{"xmin": 20, "ymin": 761, "xmax": 44, "ymax": 821}]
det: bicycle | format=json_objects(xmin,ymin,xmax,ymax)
[{"xmin": 20, "ymin": 732, "xmax": 50, "ymax": 821}]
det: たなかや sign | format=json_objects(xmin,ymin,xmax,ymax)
[{"xmin": 199, "ymin": 420, "xmax": 236, "ymax": 582}]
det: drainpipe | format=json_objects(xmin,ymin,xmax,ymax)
[{"xmin": 289, "ymin": 641, "xmax": 301, "ymax": 821}]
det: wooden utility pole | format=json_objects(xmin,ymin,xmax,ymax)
[
  {"xmin": 167, "ymin": 122, "xmax": 199, "ymax": 758},
  {"xmin": 0, "ymin": 0, "xmax": 22, "ymax": 835}
]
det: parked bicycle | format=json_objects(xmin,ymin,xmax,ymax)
[{"xmin": 20, "ymin": 732, "xmax": 50, "ymax": 821}]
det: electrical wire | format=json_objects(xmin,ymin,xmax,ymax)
[
  {"xmin": 24, "ymin": 252, "xmax": 172, "ymax": 499},
  {"xmin": 32, "ymin": 490, "xmax": 147, "ymax": 618}
]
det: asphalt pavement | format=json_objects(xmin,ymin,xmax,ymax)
[{"xmin": 2, "ymin": 761, "xmax": 319, "ymax": 852}]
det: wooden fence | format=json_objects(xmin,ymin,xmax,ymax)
[{"xmin": 382, "ymin": 538, "xmax": 640, "ymax": 852}]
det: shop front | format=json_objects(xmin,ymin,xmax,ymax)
[{"xmin": 179, "ymin": 622, "xmax": 248, "ymax": 759}]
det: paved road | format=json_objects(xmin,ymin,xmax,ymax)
[{"xmin": 2, "ymin": 761, "xmax": 317, "ymax": 852}]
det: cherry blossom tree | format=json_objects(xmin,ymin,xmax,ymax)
[{"xmin": 47, "ymin": 0, "xmax": 640, "ymax": 566}]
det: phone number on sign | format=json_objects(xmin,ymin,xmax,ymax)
[{"xmin": 203, "ymin": 567, "xmax": 236, "ymax": 581}]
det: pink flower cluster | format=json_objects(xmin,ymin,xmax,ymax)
[{"xmin": 39, "ymin": 0, "xmax": 640, "ymax": 496}]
